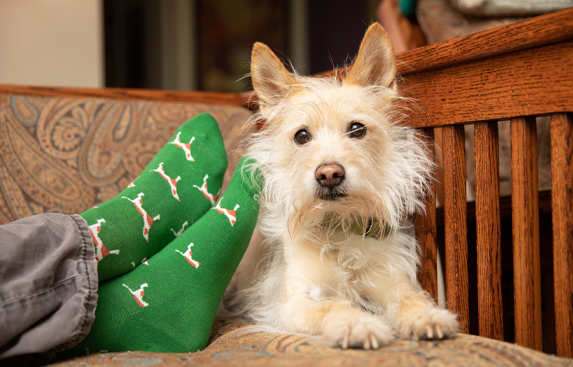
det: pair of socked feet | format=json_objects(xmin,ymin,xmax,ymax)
[{"xmin": 59, "ymin": 113, "xmax": 260, "ymax": 358}]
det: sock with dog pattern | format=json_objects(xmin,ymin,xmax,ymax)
[
  {"xmin": 59, "ymin": 157, "xmax": 261, "ymax": 356},
  {"xmin": 80, "ymin": 113, "xmax": 227, "ymax": 282}
]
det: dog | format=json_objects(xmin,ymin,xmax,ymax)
[{"xmin": 224, "ymin": 23, "xmax": 459, "ymax": 349}]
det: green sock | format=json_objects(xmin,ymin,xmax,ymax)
[
  {"xmin": 81, "ymin": 113, "xmax": 227, "ymax": 282},
  {"xmin": 60, "ymin": 157, "xmax": 261, "ymax": 356}
]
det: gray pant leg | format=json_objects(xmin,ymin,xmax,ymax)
[{"xmin": 0, "ymin": 213, "xmax": 98, "ymax": 360}]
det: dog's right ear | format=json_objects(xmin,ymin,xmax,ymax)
[{"xmin": 251, "ymin": 43, "xmax": 299, "ymax": 106}]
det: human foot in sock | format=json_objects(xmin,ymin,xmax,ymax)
[
  {"xmin": 80, "ymin": 113, "xmax": 227, "ymax": 282},
  {"xmin": 59, "ymin": 157, "xmax": 261, "ymax": 356}
]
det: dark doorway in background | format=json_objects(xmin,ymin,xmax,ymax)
[{"xmin": 103, "ymin": 0, "xmax": 375, "ymax": 92}]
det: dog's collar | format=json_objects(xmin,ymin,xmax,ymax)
[{"xmin": 321, "ymin": 214, "xmax": 391, "ymax": 239}]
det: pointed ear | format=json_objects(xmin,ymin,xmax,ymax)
[
  {"xmin": 251, "ymin": 42, "xmax": 300, "ymax": 106},
  {"xmin": 344, "ymin": 23, "xmax": 396, "ymax": 89}
]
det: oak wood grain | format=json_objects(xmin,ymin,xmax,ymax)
[
  {"xmin": 317, "ymin": 41, "xmax": 573, "ymax": 129},
  {"xmin": 442, "ymin": 125, "xmax": 469, "ymax": 334},
  {"xmin": 510, "ymin": 116, "xmax": 542, "ymax": 351},
  {"xmin": 415, "ymin": 128, "xmax": 438, "ymax": 301},
  {"xmin": 550, "ymin": 113, "xmax": 573, "ymax": 358},
  {"xmin": 400, "ymin": 41, "xmax": 573, "ymax": 128},
  {"xmin": 0, "ymin": 84, "xmax": 251, "ymax": 108},
  {"xmin": 474, "ymin": 121, "xmax": 504, "ymax": 341}
]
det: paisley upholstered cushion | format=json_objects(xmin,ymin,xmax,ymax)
[
  {"xmin": 47, "ymin": 316, "xmax": 573, "ymax": 367},
  {"xmin": 0, "ymin": 95, "xmax": 254, "ymax": 224}
]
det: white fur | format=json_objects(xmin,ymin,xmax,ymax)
[{"xmin": 224, "ymin": 23, "xmax": 458, "ymax": 349}]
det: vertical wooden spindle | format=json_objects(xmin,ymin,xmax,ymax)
[
  {"xmin": 474, "ymin": 121, "xmax": 504, "ymax": 340},
  {"xmin": 510, "ymin": 116, "xmax": 542, "ymax": 351},
  {"xmin": 550, "ymin": 113, "xmax": 573, "ymax": 358},
  {"xmin": 416, "ymin": 128, "xmax": 438, "ymax": 301},
  {"xmin": 442, "ymin": 124, "xmax": 469, "ymax": 333}
]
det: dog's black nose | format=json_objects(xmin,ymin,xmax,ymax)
[{"xmin": 315, "ymin": 163, "xmax": 345, "ymax": 189}]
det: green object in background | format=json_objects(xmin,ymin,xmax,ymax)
[{"xmin": 400, "ymin": 0, "xmax": 417, "ymax": 17}]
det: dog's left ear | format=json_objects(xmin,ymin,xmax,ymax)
[{"xmin": 344, "ymin": 23, "xmax": 396, "ymax": 89}]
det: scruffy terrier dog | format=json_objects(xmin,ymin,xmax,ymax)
[{"xmin": 225, "ymin": 23, "xmax": 459, "ymax": 349}]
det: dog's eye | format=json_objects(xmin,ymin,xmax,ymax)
[
  {"xmin": 294, "ymin": 129, "xmax": 311, "ymax": 145},
  {"xmin": 348, "ymin": 122, "xmax": 366, "ymax": 138}
]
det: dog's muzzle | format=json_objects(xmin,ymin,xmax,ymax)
[{"xmin": 315, "ymin": 163, "xmax": 347, "ymax": 200}]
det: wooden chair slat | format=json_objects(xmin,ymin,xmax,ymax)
[
  {"xmin": 416, "ymin": 128, "xmax": 438, "ymax": 302},
  {"xmin": 474, "ymin": 121, "xmax": 504, "ymax": 341},
  {"xmin": 510, "ymin": 116, "xmax": 543, "ymax": 351},
  {"xmin": 550, "ymin": 113, "xmax": 573, "ymax": 358},
  {"xmin": 442, "ymin": 125, "xmax": 469, "ymax": 333}
]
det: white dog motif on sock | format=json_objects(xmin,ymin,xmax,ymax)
[
  {"xmin": 214, "ymin": 198, "xmax": 239, "ymax": 226},
  {"xmin": 170, "ymin": 221, "xmax": 189, "ymax": 238},
  {"xmin": 88, "ymin": 218, "xmax": 119, "ymax": 262},
  {"xmin": 169, "ymin": 132, "xmax": 195, "ymax": 161},
  {"xmin": 193, "ymin": 174, "xmax": 219, "ymax": 205},
  {"xmin": 123, "ymin": 283, "xmax": 149, "ymax": 307},
  {"xmin": 122, "ymin": 193, "xmax": 160, "ymax": 242},
  {"xmin": 175, "ymin": 243, "xmax": 201, "ymax": 268},
  {"xmin": 152, "ymin": 162, "xmax": 181, "ymax": 201}
]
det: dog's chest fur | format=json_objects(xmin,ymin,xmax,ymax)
[
  {"xmin": 232, "ymin": 222, "xmax": 419, "ymax": 317},
  {"xmin": 288, "ymin": 234, "xmax": 387, "ymax": 301}
]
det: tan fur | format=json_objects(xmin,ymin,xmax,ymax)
[
  {"xmin": 224, "ymin": 23, "xmax": 458, "ymax": 349},
  {"xmin": 345, "ymin": 23, "xmax": 397, "ymax": 89}
]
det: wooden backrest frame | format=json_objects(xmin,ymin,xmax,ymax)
[
  {"xmin": 399, "ymin": 8, "xmax": 573, "ymax": 357},
  {"xmin": 0, "ymin": 85, "xmax": 251, "ymax": 108}
]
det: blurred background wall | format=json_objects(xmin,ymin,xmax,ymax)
[
  {"xmin": 0, "ymin": 0, "xmax": 104, "ymax": 88},
  {"xmin": 0, "ymin": 0, "xmax": 381, "ymax": 92},
  {"xmin": 103, "ymin": 0, "xmax": 380, "ymax": 92}
]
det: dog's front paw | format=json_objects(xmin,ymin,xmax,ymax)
[
  {"xmin": 320, "ymin": 310, "xmax": 393, "ymax": 350},
  {"xmin": 397, "ymin": 307, "xmax": 458, "ymax": 341}
]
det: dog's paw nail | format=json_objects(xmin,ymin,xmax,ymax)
[
  {"xmin": 398, "ymin": 307, "xmax": 458, "ymax": 341},
  {"xmin": 363, "ymin": 335, "xmax": 371, "ymax": 350},
  {"xmin": 425, "ymin": 324, "xmax": 433, "ymax": 339},
  {"xmin": 341, "ymin": 332, "xmax": 349, "ymax": 349},
  {"xmin": 436, "ymin": 324, "xmax": 443, "ymax": 339},
  {"xmin": 370, "ymin": 334, "xmax": 379, "ymax": 349},
  {"xmin": 322, "ymin": 311, "xmax": 392, "ymax": 350}
]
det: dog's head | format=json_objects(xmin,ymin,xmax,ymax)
[{"xmin": 245, "ymin": 23, "xmax": 431, "ymax": 237}]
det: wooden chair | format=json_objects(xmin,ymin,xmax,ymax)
[{"xmin": 404, "ymin": 8, "xmax": 573, "ymax": 357}]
